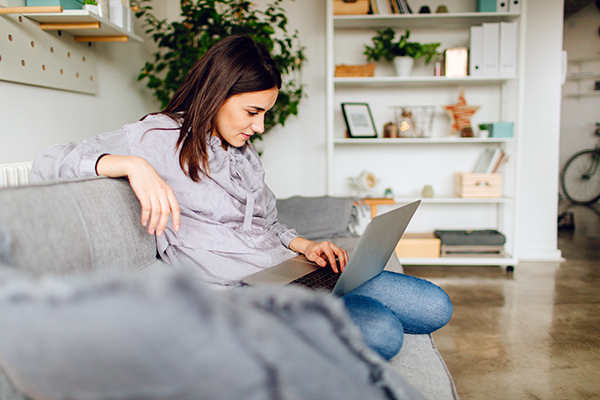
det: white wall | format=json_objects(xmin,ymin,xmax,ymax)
[
  {"xmin": 560, "ymin": 3, "xmax": 600, "ymax": 179},
  {"xmin": 254, "ymin": 0, "xmax": 328, "ymax": 198},
  {"xmin": 0, "ymin": 8, "xmax": 163, "ymax": 164},
  {"xmin": 0, "ymin": 0, "xmax": 564, "ymax": 261}
]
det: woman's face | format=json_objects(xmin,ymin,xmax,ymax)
[{"xmin": 213, "ymin": 87, "xmax": 279, "ymax": 148}]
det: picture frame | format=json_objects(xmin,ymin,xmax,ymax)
[{"xmin": 341, "ymin": 103, "xmax": 378, "ymax": 138}]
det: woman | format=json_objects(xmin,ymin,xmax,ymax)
[{"xmin": 31, "ymin": 35, "xmax": 452, "ymax": 360}]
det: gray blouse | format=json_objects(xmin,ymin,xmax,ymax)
[{"xmin": 31, "ymin": 114, "xmax": 300, "ymax": 286}]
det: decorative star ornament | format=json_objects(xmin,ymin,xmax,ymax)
[{"xmin": 444, "ymin": 87, "xmax": 480, "ymax": 136}]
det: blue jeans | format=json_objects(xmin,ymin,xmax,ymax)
[{"xmin": 342, "ymin": 271, "xmax": 453, "ymax": 360}]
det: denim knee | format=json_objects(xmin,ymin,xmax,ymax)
[
  {"xmin": 348, "ymin": 271, "xmax": 453, "ymax": 335},
  {"xmin": 342, "ymin": 294, "xmax": 404, "ymax": 361}
]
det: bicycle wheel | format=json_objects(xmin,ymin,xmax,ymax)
[{"xmin": 561, "ymin": 149, "xmax": 600, "ymax": 205}]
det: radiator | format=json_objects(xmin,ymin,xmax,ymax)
[{"xmin": 0, "ymin": 162, "xmax": 33, "ymax": 188}]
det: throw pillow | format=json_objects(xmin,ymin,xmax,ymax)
[{"xmin": 0, "ymin": 269, "xmax": 424, "ymax": 400}]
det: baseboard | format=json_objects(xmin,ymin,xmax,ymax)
[{"xmin": 517, "ymin": 249, "xmax": 564, "ymax": 262}]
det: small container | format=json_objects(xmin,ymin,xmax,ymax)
[
  {"xmin": 455, "ymin": 172, "xmax": 502, "ymax": 198},
  {"xmin": 396, "ymin": 233, "xmax": 441, "ymax": 258}
]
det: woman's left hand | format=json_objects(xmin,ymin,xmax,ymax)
[{"xmin": 289, "ymin": 237, "xmax": 349, "ymax": 273}]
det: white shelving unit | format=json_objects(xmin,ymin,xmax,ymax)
[{"xmin": 326, "ymin": 1, "xmax": 524, "ymax": 268}]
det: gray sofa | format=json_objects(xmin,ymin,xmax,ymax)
[{"xmin": 0, "ymin": 177, "xmax": 458, "ymax": 400}]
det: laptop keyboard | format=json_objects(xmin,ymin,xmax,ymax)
[{"xmin": 288, "ymin": 267, "xmax": 341, "ymax": 291}]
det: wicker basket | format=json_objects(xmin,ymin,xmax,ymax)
[{"xmin": 334, "ymin": 63, "xmax": 376, "ymax": 77}]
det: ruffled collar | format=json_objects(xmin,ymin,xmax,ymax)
[{"xmin": 205, "ymin": 137, "xmax": 265, "ymax": 230}]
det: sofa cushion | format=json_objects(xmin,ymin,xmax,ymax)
[
  {"xmin": 0, "ymin": 177, "xmax": 162, "ymax": 277},
  {"xmin": 276, "ymin": 196, "xmax": 359, "ymax": 241},
  {"xmin": 0, "ymin": 268, "xmax": 425, "ymax": 400}
]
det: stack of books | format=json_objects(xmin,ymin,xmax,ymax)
[{"xmin": 370, "ymin": 0, "xmax": 413, "ymax": 14}]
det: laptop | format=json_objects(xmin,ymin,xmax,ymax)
[{"xmin": 242, "ymin": 199, "xmax": 420, "ymax": 297}]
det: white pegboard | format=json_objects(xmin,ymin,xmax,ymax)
[{"xmin": 0, "ymin": 13, "xmax": 97, "ymax": 94}]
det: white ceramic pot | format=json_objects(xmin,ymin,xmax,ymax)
[{"xmin": 393, "ymin": 56, "xmax": 414, "ymax": 77}]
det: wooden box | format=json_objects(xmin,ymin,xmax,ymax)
[
  {"xmin": 454, "ymin": 172, "xmax": 502, "ymax": 198},
  {"xmin": 333, "ymin": 0, "xmax": 370, "ymax": 15},
  {"xmin": 395, "ymin": 233, "xmax": 441, "ymax": 258}
]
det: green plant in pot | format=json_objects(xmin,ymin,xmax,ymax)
[
  {"xmin": 132, "ymin": 0, "xmax": 306, "ymax": 145},
  {"xmin": 363, "ymin": 28, "xmax": 440, "ymax": 77},
  {"xmin": 82, "ymin": 0, "xmax": 98, "ymax": 13}
]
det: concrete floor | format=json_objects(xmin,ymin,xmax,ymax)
[{"xmin": 404, "ymin": 203, "xmax": 600, "ymax": 400}]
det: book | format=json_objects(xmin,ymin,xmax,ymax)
[
  {"xmin": 473, "ymin": 148, "xmax": 496, "ymax": 173},
  {"xmin": 492, "ymin": 153, "xmax": 509, "ymax": 173},
  {"xmin": 369, "ymin": 0, "xmax": 378, "ymax": 14},
  {"xmin": 473, "ymin": 148, "xmax": 506, "ymax": 174}
]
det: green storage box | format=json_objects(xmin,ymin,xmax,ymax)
[
  {"xmin": 476, "ymin": 0, "xmax": 496, "ymax": 12},
  {"xmin": 481, "ymin": 122, "xmax": 514, "ymax": 138},
  {"xmin": 26, "ymin": 0, "xmax": 83, "ymax": 9}
]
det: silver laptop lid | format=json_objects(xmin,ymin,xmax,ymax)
[{"xmin": 332, "ymin": 200, "xmax": 420, "ymax": 296}]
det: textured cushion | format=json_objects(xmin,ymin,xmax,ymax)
[
  {"xmin": 0, "ymin": 269, "xmax": 425, "ymax": 400},
  {"xmin": 434, "ymin": 229, "xmax": 506, "ymax": 246},
  {"xmin": 276, "ymin": 196, "xmax": 359, "ymax": 241},
  {"xmin": 0, "ymin": 177, "xmax": 161, "ymax": 277},
  {"xmin": 390, "ymin": 334, "xmax": 459, "ymax": 400}
]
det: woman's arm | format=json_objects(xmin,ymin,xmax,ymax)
[
  {"xmin": 31, "ymin": 124, "xmax": 180, "ymax": 237},
  {"xmin": 96, "ymin": 155, "xmax": 180, "ymax": 236}
]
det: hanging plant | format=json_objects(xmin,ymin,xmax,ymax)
[{"xmin": 132, "ymin": 0, "xmax": 306, "ymax": 143}]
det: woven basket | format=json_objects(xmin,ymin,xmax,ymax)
[{"xmin": 335, "ymin": 63, "xmax": 376, "ymax": 77}]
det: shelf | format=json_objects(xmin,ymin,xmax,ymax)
[
  {"xmin": 333, "ymin": 137, "xmax": 513, "ymax": 144},
  {"xmin": 334, "ymin": 75, "xmax": 517, "ymax": 87},
  {"xmin": 333, "ymin": 12, "xmax": 521, "ymax": 29},
  {"xmin": 397, "ymin": 256, "xmax": 517, "ymax": 266},
  {"xmin": 394, "ymin": 197, "xmax": 514, "ymax": 204},
  {"xmin": 23, "ymin": 9, "xmax": 142, "ymax": 42}
]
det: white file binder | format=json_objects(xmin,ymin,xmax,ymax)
[
  {"xmin": 496, "ymin": 0, "xmax": 508, "ymax": 12},
  {"xmin": 499, "ymin": 21, "xmax": 518, "ymax": 77},
  {"xmin": 482, "ymin": 22, "xmax": 500, "ymax": 77},
  {"xmin": 470, "ymin": 25, "xmax": 483, "ymax": 76},
  {"xmin": 508, "ymin": 0, "xmax": 521, "ymax": 12}
]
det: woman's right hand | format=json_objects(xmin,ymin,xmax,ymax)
[{"xmin": 96, "ymin": 155, "xmax": 181, "ymax": 236}]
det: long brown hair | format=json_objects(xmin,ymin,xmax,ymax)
[{"xmin": 161, "ymin": 35, "xmax": 282, "ymax": 182}]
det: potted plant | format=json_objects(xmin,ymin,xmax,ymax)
[
  {"xmin": 363, "ymin": 28, "xmax": 441, "ymax": 77},
  {"xmin": 132, "ymin": 0, "xmax": 306, "ymax": 146},
  {"xmin": 82, "ymin": 0, "xmax": 99, "ymax": 14}
]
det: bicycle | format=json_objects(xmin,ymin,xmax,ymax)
[{"xmin": 561, "ymin": 122, "xmax": 600, "ymax": 205}]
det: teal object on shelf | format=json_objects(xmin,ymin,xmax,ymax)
[
  {"xmin": 482, "ymin": 122, "xmax": 514, "ymax": 138},
  {"xmin": 476, "ymin": 0, "xmax": 496, "ymax": 12},
  {"xmin": 26, "ymin": 0, "xmax": 83, "ymax": 9}
]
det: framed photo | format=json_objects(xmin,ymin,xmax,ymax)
[{"xmin": 341, "ymin": 103, "xmax": 378, "ymax": 138}]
